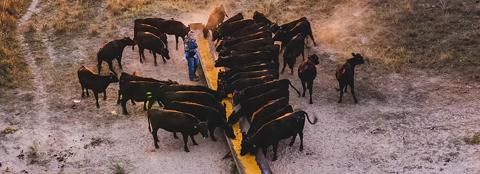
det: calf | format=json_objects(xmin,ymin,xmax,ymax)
[
  {"xmin": 240, "ymin": 110, "xmax": 317, "ymax": 161},
  {"xmin": 298, "ymin": 54, "xmax": 320, "ymax": 104},
  {"xmin": 134, "ymin": 24, "xmax": 168, "ymax": 49},
  {"xmin": 117, "ymin": 72, "xmax": 178, "ymax": 105},
  {"xmin": 147, "ymin": 109, "xmax": 208, "ymax": 152},
  {"xmin": 336, "ymin": 53, "xmax": 365, "ymax": 103},
  {"xmin": 97, "ymin": 37, "xmax": 135, "ymax": 75},
  {"xmin": 233, "ymin": 79, "xmax": 300, "ymax": 104},
  {"xmin": 159, "ymin": 91, "xmax": 226, "ymax": 116},
  {"xmin": 77, "ymin": 66, "xmax": 119, "ymax": 108},
  {"xmin": 164, "ymin": 101, "xmax": 235, "ymax": 140},
  {"xmin": 271, "ymin": 17, "xmax": 307, "ymax": 33},
  {"xmin": 282, "ymin": 33, "xmax": 305, "ymax": 75},
  {"xmin": 228, "ymin": 87, "xmax": 289, "ymax": 125},
  {"xmin": 135, "ymin": 32, "xmax": 170, "ymax": 66},
  {"xmin": 203, "ymin": 5, "xmax": 228, "ymax": 38}
]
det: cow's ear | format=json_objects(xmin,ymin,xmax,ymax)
[{"xmin": 352, "ymin": 53, "xmax": 355, "ymax": 57}]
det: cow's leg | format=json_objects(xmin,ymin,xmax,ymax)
[
  {"xmin": 143, "ymin": 101, "xmax": 147, "ymax": 111},
  {"xmin": 153, "ymin": 52, "xmax": 158, "ymax": 66},
  {"xmin": 301, "ymin": 80, "xmax": 306, "ymax": 97},
  {"xmin": 302, "ymin": 49, "xmax": 305, "ymax": 60},
  {"xmin": 81, "ymin": 86, "xmax": 85, "ymax": 98},
  {"xmin": 94, "ymin": 92, "xmax": 100, "ymax": 108},
  {"xmin": 173, "ymin": 132, "xmax": 178, "ymax": 139},
  {"xmin": 338, "ymin": 81, "xmax": 345, "ymax": 103},
  {"xmin": 116, "ymin": 90, "xmax": 121, "ymax": 104},
  {"xmin": 175, "ymin": 36, "xmax": 179, "ymax": 50},
  {"xmin": 86, "ymin": 89, "xmax": 89, "ymax": 97},
  {"xmin": 107, "ymin": 61, "xmax": 115, "ymax": 75},
  {"xmin": 350, "ymin": 80, "xmax": 358, "ymax": 103},
  {"xmin": 190, "ymin": 135, "xmax": 198, "ymax": 145},
  {"xmin": 299, "ymin": 132, "xmax": 304, "ymax": 151},
  {"xmin": 307, "ymin": 80, "xmax": 314, "ymax": 104},
  {"xmin": 138, "ymin": 48, "xmax": 144, "ymax": 63},
  {"xmin": 152, "ymin": 127, "xmax": 159, "ymax": 149},
  {"xmin": 289, "ymin": 134, "xmax": 297, "ymax": 146},
  {"xmin": 103, "ymin": 91, "xmax": 107, "ymax": 100},
  {"xmin": 262, "ymin": 147, "xmax": 268, "ymax": 157},
  {"xmin": 209, "ymin": 126, "xmax": 217, "ymax": 142},
  {"xmin": 97, "ymin": 60, "xmax": 102, "ymax": 74},
  {"xmin": 272, "ymin": 142, "xmax": 279, "ymax": 161},
  {"xmin": 181, "ymin": 133, "xmax": 190, "ymax": 152},
  {"xmin": 117, "ymin": 56, "xmax": 123, "ymax": 70},
  {"xmin": 121, "ymin": 98, "xmax": 129, "ymax": 115},
  {"xmin": 281, "ymin": 60, "xmax": 287, "ymax": 74}
]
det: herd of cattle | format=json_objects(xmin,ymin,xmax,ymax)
[{"xmin": 76, "ymin": 5, "xmax": 366, "ymax": 161}]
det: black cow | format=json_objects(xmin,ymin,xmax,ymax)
[
  {"xmin": 216, "ymin": 19, "xmax": 255, "ymax": 40},
  {"xmin": 282, "ymin": 33, "xmax": 305, "ymax": 75},
  {"xmin": 274, "ymin": 20, "xmax": 316, "ymax": 49},
  {"xmin": 77, "ymin": 66, "xmax": 119, "ymax": 108},
  {"xmin": 136, "ymin": 18, "xmax": 190, "ymax": 50},
  {"xmin": 135, "ymin": 32, "xmax": 170, "ymax": 66},
  {"xmin": 271, "ymin": 17, "xmax": 307, "ymax": 33},
  {"xmin": 215, "ymin": 50, "xmax": 274, "ymax": 68},
  {"xmin": 158, "ymin": 91, "xmax": 226, "ymax": 116},
  {"xmin": 216, "ymin": 31, "xmax": 271, "ymax": 52},
  {"xmin": 164, "ymin": 101, "xmax": 235, "ymax": 140},
  {"xmin": 212, "ymin": 12, "xmax": 244, "ymax": 41},
  {"xmin": 248, "ymin": 104, "xmax": 293, "ymax": 137},
  {"xmin": 230, "ymin": 23, "xmax": 267, "ymax": 38},
  {"xmin": 159, "ymin": 84, "xmax": 225, "ymax": 100},
  {"xmin": 96, "ymin": 37, "xmax": 135, "ymax": 75},
  {"xmin": 253, "ymin": 11, "xmax": 274, "ymax": 27},
  {"xmin": 224, "ymin": 69, "xmax": 278, "ymax": 84},
  {"xmin": 120, "ymin": 81, "xmax": 166, "ymax": 115},
  {"xmin": 117, "ymin": 72, "xmax": 178, "ymax": 105},
  {"xmin": 228, "ymin": 87, "xmax": 289, "ymax": 125},
  {"xmin": 336, "ymin": 53, "xmax": 365, "ymax": 103},
  {"xmin": 229, "ymin": 75, "xmax": 275, "ymax": 93},
  {"xmin": 298, "ymin": 54, "xmax": 320, "ymax": 104},
  {"xmin": 240, "ymin": 110, "xmax": 317, "ymax": 161},
  {"xmin": 233, "ymin": 79, "xmax": 300, "ymax": 104},
  {"xmin": 218, "ymin": 62, "xmax": 277, "ymax": 80},
  {"xmin": 147, "ymin": 109, "xmax": 208, "ymax": 152},
  {"xmin": 134, "ymin": 24, "xmax": 168, "ymax": 49},
  {"xmin": 220, "ymin": 37, "xmax": 273, "ymax": 53}
]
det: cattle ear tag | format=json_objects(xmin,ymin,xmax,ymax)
[{"xmin": 194, "ymin": 126, "xmax": 197, "ymax": 129}]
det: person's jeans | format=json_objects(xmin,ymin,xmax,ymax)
[{"xmin": 187, "ymin": 57, "xmax": 199, "ymax": 80}]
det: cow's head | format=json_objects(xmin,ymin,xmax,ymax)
[
  {"xmin": 212, "ymin": 29, "xmax": 220, "ymax": 41},
  {"xmin": 196, "ymin": 122, "xmax": 208, "ymax": 138},
  {"xmin": 348, "ymin": 53, "xmax": 365, "ymax": 66},
  {"xmin": 161, "ymin": 48, "xmax": 170, "ymax": 60},
  {"xmin": 214, "ymin": 57, "xmax": 227, "ymax": 67},
  {"xmin": 240, "ymin": 132, "xmax": 255, "ymax": 155},
  {"xmin": 308, "ymin": 54, "xmax": 320, "ymax": 65},
  {"xmin": 122, "ymin": 37, "xmax": 136, "ymax": 46}
]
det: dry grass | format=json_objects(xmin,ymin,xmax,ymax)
[
  {"xmin": 107, "ymin": 0, "xmax": 152, "ymax": 15},
  {"xmin": 0, "ymin": 0, "xmax": 31, "ymax": 88},
  {"xmin": 109, "ymin": 163, "xmax": 127, "ymax": 174},
  {"xmin": 465, "ymin": 132, "xmax": 480, "ymax": 145},
  {"xmin": 1, "ymin": 127, "xmax": 18, "ymax": 135},
  {"xmin": 26, "ymin": 141, "xmax": 39, "ymax": 164},
  {"xmin": 231, "ymin": 0, "xmax": 480, "ymax": 75}
]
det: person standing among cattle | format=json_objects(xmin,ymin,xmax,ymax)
[{"xmin": 184, "ymin": 31, "xmax": 200, "ymax": 81}]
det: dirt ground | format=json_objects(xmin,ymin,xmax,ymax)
[{"xmin": 1, "ymin": 0, "xmax": 480, "ymax": 174}]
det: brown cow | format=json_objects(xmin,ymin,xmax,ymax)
[{"xmin": 203, "ymin": 5, "xmax": 228, "ymax": 38}]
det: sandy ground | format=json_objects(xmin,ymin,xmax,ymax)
[{"xmin": 1, "ymin": 0, "xmax": 480, "ymax": 174}]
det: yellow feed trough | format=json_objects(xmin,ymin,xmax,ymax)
[{"xmin": 190, "ymin": 23, "xmax": 269, "ymax": 174}]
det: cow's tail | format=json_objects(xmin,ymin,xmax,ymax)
[
  {"xmin": 301, "ymin": 111, "xmax": 317, "ymax": 125},
  {"xmin": 288, "ymin": 80, "xmax": 301, "ymax": 96}
]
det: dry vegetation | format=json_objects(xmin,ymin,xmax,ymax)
[
  {"xmin": 0, "ymin": 0, "xmax": 31, "ymax": 87},
  {"xmin": 231, "ymin": 0, "xmax": 480, "ymax": 75}
]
